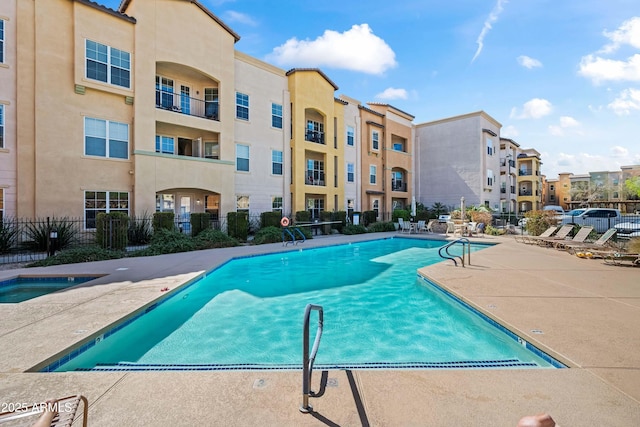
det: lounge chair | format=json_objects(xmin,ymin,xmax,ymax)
[
  {"xmin": 426, "ymin": 219, "xmax": 436, "ymax": 233},
  {"xmin": 514, "ymin": 225, "xmax": 557, "ymax": 244},
  {"xmin": 564, "ymin": 228, "xmax": 618, "ymax": 255},
  {"xmin": 533, "ymin": 224, "xmax": 575, "ymax": 246},
  {"xmin": 603, "ymin": 253, "xmax": 640, "ymax": 267},
  {"xmin": 445, "ymin": 221, "xmax": 456, "ymax": 235},
  {"xmin": 552, "ymin": 226, "xmax": 594, "ymax": 250},
  {"xmin": 398, "ymin": 218, "xmax": 411, "ymax": 233},
  {"xmin": 416, "ymin": 220, "xmax": 427, "ymax": 233},
  {"xmin": 0, "ymin": 395, "xmax": 88, "ymax": 426}
]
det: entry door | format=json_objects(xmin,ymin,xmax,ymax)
[{"xmin": 179, "ymin": 196, "xmax": 192, "ymax": 234}]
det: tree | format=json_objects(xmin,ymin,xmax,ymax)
[
  {"xmin": 430, "ymin": 202, "xmax": 448, "ymax": 215},
  {"xmin": 625, "ymin": 177, "xmax": 640, "ymax": 200}
]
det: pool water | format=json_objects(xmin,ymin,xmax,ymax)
[
  {"xmin": 0, "ymin": 276, "xmax": 98, "ymax": 303},
  {"xmin": 55, "ymin": 238, "xmax": 558, "ymax": 371}
]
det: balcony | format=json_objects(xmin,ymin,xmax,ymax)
[
  {"xmin": 519, "ymin": 170, "xmax": 532, "ymax": 176},
  {"xmin": 391, "ymin": 181, "xmax": 407, "ymax": 192},
  {"xmin": 305, "ymin": 130, "xmax": 325, "ymax": 144},
  {"xmin": 305, "ymin": 175, "xmax": 325, "ymax": 186},
  {"xmin": 156, "ymin": 89, "xmax": 219, "ymax": 121}
]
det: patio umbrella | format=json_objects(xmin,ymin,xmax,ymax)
[
  {"xmin": 411, "ymin": 196, "xmax": 417, "ymax": 217},
  {"xmin": 460, "ymin": 197, "xmax": 465, "ymax": 221}
]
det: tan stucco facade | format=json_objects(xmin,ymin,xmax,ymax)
[
  {"xmin": 287, "ymin": 69, "xmax": 345, "ymax": 217},
  {"xmin": 0, "ymin": 1, "xmax": 16, "ymax": 218}
]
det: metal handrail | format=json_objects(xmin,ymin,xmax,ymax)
[
  {"xmin": 300, "ymin": 304, "xmax": 324, "ymax": 413},
  {"xmin": 438, "ymin": 238, "xmax": 471, "ymax": 267}
]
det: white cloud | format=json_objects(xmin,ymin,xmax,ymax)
[
  {"xmin": 501, "ymin": 125, "xmax": 519, "ymax": 138},
  {"xmin": 266, "ymin": 24, "xmax": 397, "ymax": 75},
  {"xmin": 608, "ymin": 88, "xmax": 640, "ymax": 115},
  {"xmin": 510, "ymin": 98, "xmax": 553, "ymax": 119},
  {"xmin": 610, "ymin": 146, "xmax": 629, "ymax": 157},
  {"xmin": 375, "ymin": 87, "xmax": 408, "ymax": 100},
  {"xmin": 600, "ymin": 16, "xmax": 640, "ymax": 54},
  {"xmin": 579, "ymin": 54, "xmax": 640, "ymax": 84},
  {"xmin": 517, "ymin": 55, "xmax": 542, "ymax": 69},
  {"xmin": 471, "ymin": 0, "xmax": 508, "ymax": 63},
  {"xmin": 548, "ymin": 116, "xmax": 581, "ymax": 136},
  {"xmin": 546, "ymin": 152, "xmax": 629, "ymax": 178},
  {"xmin": 222, "ymin": 11, "xmax": 257, "ymax": 26}
]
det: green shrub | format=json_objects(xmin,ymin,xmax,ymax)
[
  {"xmin": 333, "ymin": 211, "xmax": 347, "ymax": 232},
  {"xmin": 153, "ymin": 212, "xmax": 175, "ymax": 232},
  {"xmin": 392, "ymin": 209, "xmax": 410, "ymax": 222},
  {"xmin": 96, "ymin": 212, "xmax": 129, "ymax": 250},
  {"xmin": 295, "ymin": 210, "xmax": 311, "ymax": 222},
  {"xmin": 343, "ymin": 224, "xmax": 368, "ymax": 235},
  {"xmin": 367, "ymin": 221, "xmax": 396, "ymax": 233},
  {"xmin": 485, "ymin": 225, "xmax": 504, "ymax": 236},
  {"xmin": 193, "ymin": 228, "xmax": 239, "ymax": 249},
  {"xmin": 190, "ymin": 213, "xmax": 211, "ymax": 237},
  {"xmin": 22, "ymin": 217, "xmax": 78, "ymax": 251},
  {"xmin": 130, "ymin": 228, "xmax": 195, "ymax": 256},
  {"xmin": 227, "ymin": 212, "xmax": 249, "ymax": 241},
  {"xmin": 128, "ymin": 214, "xmax": 153, "ymax": 245},
  {"xmin": 252, "ymin": 226, "xmax": 284, "ymax": 245},
  {"xmin": 261, "ymin": 212, "xmax": 282, "ymax": 228},
  {"xmin": 362, "ymin": 210, "xmax": 377, "ymax": 226},
  {"xmin": 0, "ymin": 219, "xmax": 18, "ymax": 254},
  {"xmin": 28, "ymin": 246, "xmax": 124, "ymax": 267},
  {"xmin": 524, "ymin": 210, "xmax": 557, "ymax": 236}
]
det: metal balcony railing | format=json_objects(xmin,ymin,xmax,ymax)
[
  {"xmin": 305, "ymin": 130, "xmax": 325, "ymax": 144},
  {"xmin": 155, "ymin": 89, "xmax": 219, "ymax": 121}
]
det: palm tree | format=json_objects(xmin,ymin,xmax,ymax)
[{"xmin": 431, "ymin": 202, "xmax": 447, "ymax": 216}]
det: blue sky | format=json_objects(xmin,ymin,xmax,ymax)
[{"xmin": 102, "ymin": 0, "xmax": 640, "ymax": 179}]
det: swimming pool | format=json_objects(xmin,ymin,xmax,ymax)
[
  {"xmin": 0, "ymin": 276, "xmax": 99, "ymax": 303},
  {"xmin": 50, "ymin": 238, "xmax": 562, "ymax": 371}
]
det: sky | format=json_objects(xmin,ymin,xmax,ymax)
[{"xmin": 101, "ymin": 0, "xmax": 640, "ymax": 179}]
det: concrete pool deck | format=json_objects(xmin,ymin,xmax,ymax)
[{"xmin": 0, "ymin": 232, "xmax": 639, "ymax": 426}]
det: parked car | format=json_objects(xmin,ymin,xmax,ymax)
[
  {"xmin": 560, "ymin": 208, "xmax": 623, "ymax": 234},
  {"xmin": 438, "ymin": 214, "xmax": 451, "ymax": 223},
  {"xmin": 614, "ymin": 219, "xmax": 640, "ymax": 239},
  {"xmin": 543, "ymin": 205, "xmax": 565, "ymax": 216}
]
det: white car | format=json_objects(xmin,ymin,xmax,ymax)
[
  {"xmin": 560, "ymin": 208, "xmax": 623, "ymax": 234},
  {"xmin": 438, "ymin": 214, "xmax": 451, "ymax": 223},
  {"xmin": 614, "ymin": 220, "xmax": 640, "ymax": 239}
]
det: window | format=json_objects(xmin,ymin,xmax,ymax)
[
  {"xmin": 306, "ymin": 159, "xmax": 325, "ymax": 185},
  {"xmin": 346, "ymin": 126, "xmax": 354, "ymax": 146},
  {"xmin": 155, "ymin": 135, "xmax": 175, "ymax": 154},
  {"xmin": 205, "ymin": 88, "xmax": 219, "ymax": 120},
  {"xmin": 347, "ymin": 163, "xmax": 354, "ymax": 182},
  {"xmin": 272, "ymin": 150, "xmax": 283, "ymax": 175},
  {"xmin": 85, "ymin": 40, "xmax": 130, "ymax": 88},
  {"xmin": 486, "ymin": 139, "xmax": 494, "ymax": 156},
  {"xmin": 156, "ymin": 194, "xmax": 174, "ymax": 212},
  {"xmin": 156, "ymin": 76, "xmax": 174, "ymax": 109},
  {"xmin": 370, "ymin": 165, "xmax": 377, "ymax": 184},
  {"xmin": 272, "ymin": 103, "xmax": 283, "ymax": 129},
  {"xmin": 391, "ymin": 171, "xmax": 404, "ymax": 191},
  {"xmin": 306, "ymin": 120, "xmax": 324, "ymax": 144},
  {"xmin": 0, "ymin": 20, "xmax": 4, "ymax": 64},
  {"xmin": 85, "ymin": 191, "xmax": 129, "ymax": 229},
  {"xmin": 372, "ymin": 131, "xmax": 379, "ymax": 150},
  {"xmin": 550, "ymin": 195, "xmax": 555, "ymax": 201},
  {"xmin": 372, "ymin": 200, "xmax": 379, "ymax": 218},
  {"xmin": 272, "ymin": 196, "xmax": 283, "ymax": 212},
  {"xmin": 236, "ymin": 144, "xmax": 249, "ymax": 171},
  {"xmin": 487, "ymin": 169, "xmax": 494, "ymax": 186},
  {"xmin": 180, "ymin": 85, "xmax": 190, "ymax": 115},
  {"xmin": 0, "ymin": 104, "xmax": 4, "ymax": 148},
  {"xmin": 236, "ymin": 92, "xmax": 249, "ymax": 120},
  {"xmin": 307, "ymin": 197, "xmax": 324, "ymax": 219},
  {"xmin": 237, "ymin": 195, "xmax": 249, "ymax": 213},
  {"xmin": 204, "ymin": 141, "xmax": 219, "ymax": 159},
  {"xmin": 84, "ymin": 117, "xmax": 129, "ymax": 159},
  {"xmin": 550, "ymin": 184, "xmax": 555, "ymax": 191}
]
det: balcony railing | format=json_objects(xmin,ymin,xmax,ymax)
[
  {"xmin": 306, "ymin": 175, "xmax": 325, "ymax": 186},
  {"xmin": 519, "ymin": 190, "xmax": 533, "ymax": 196},
  {"xmin": 156, "ymin": 89, "xmax": 219, "ymax": 121},
  {"xmin": 391, "ymin": 182, "xmax": 407, "ymax": 192},
  {"xmin": 519, "ymin": 170, "xmax": 532, "ymax": 176},
  {"xmin": 305, "ymin": 130, "xmax": 325, "ymax": 144}
]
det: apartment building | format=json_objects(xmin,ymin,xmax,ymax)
[
  {"xmin": 415, "ymin": 111, "xmax": 501, "ymax": 210},
  {"xmin": 367, "ymin": 103, "xmax": 414, "ymax": 216},
  {"xmin": 516, "ymin": 148, "xmax": 543, "ymax": 213},
  {"xmin": 499, "ymin": 138, "xmax": 518, "ymax": 219},
  {"xmin": 286, "ymin": 68, "xmax": 345, "ymax": 218},
  {"xmin": 339, "ymin": 95, "xmax": 362, "ymax": 218},
  {"xmin": 0, "ymin": 1, "xmax": 15, "ymax": 219}
]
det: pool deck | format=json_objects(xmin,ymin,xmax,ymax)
[{"xmin": 0, "ymin": 232, "xmax": 639, "ymax": 426}]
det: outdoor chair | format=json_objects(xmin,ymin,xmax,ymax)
[
  {"xmin": 398, "ymin": 218, "xmax": 411, "ymax": 233},
  {"xmin": 534, "ymin": 224, "xmax": 575, "ymax": 246},
  {"xmin": 416, "ymin": 220, "xmax": 427, "ymax": 233},
  {"xmin": 514, "ymin": 225, "xmax": 558, "ymax": 244},
  {"xmin": 553, "ymin": 226, "xmax": 594, "ymax": 250},
  {"xmin": 603, "ymin": 253, "xmax": 640, "ymax": 267},
  {"xmin": 565, "ymin": 228, "xmax": 618, "ymax": 255}
]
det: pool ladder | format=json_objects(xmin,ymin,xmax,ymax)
[
  {"xmin": 300, "ymin": 304, "xmax": 324, "ymax": 413},
  {"xmin": 438, "ymin": 238, "xmax": 471, "ymax": 267}
]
